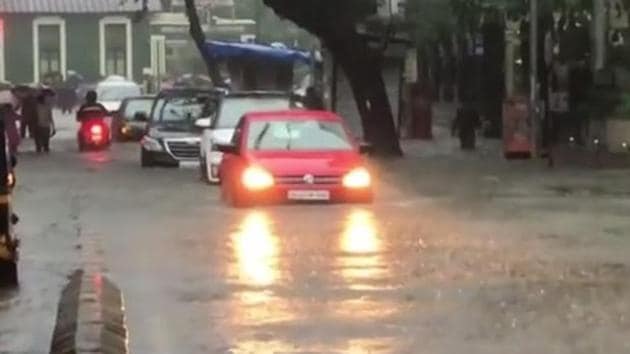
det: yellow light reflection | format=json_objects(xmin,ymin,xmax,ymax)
[
  {"xmin": 342, "ymin": 210, "xmax": 380, "ymax": 254},
  {"xmin": 339, "ymin": 210, "xmax": 387, "ymax": 284},
  {"xmin": 233, "ymin": 212, "xmax": 279, "ymax": 287}
]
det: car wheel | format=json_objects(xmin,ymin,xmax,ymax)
[
  {"xmin": 141, "ymin": 148, "xmax": 154, "ymax": 168},
  {"xmin": 112, "ymin": 123, "xmax": 121, "ymax": 142},
  {"xmin": 78, "ymin": 140, "xmax": 85, "ymax": 152},
  {"xmin": 355, "ymin": 192, "xmax": 374, "ymax": 204},
  {"xmin": 200, "ymin": 155, "xmax": 209, "ymax": 182},
  {"xmin": 225, "ymin": 182, "xmax": 248, "ymax": 208}
]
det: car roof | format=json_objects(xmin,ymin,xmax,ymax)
[
  {"xmin": 97, "ymin": 79, "xmax": 139, "ymax": 87},
  {"xmin": 244, "ymin": 110, "xmax": 342, "ymax": 122},
  {"xmin": 156, "ymin": 87, "xmax": 226, "ymax": 98},
  {"xmin": 122, "ymin": 95, "xmax": 155, "ymax": 102},
  {"xmin": 225, "ymin": 91, "xmax": 292, "ymax": 98}
]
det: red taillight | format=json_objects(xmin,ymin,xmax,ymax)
[{"xmin": 90, "ymin": 125, "xmax": 103, "ymax": 135}]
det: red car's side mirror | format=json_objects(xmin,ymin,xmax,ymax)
[{"xmin": 216, "ymin": 143, "xmax": 239, "ymax": 155}]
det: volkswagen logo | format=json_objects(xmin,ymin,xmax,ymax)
[{"xmin": 303, "ymin": 174, "xmax": 315, "ymax": 185}]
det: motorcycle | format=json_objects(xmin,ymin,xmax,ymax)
[{"xmin": 77, "ymin": 111, "xmax": 111, "ymax": 152}]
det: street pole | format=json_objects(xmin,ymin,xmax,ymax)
[
  {"xmin": 593, "ymin": 0, "xmax": 607, "ymax": 72},
  {"xmin": 254, "ymin": 0, "xmax": 263, "ymax": 41},
  {"xmin": 529, "ymin": 0, "xmax": 539, "ymax": 157}
]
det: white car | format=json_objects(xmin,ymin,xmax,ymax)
[
  {"xmin": 197, "ymin": 92, "xmax": 298, "ymax": 183},
  {"xmin": 95, "ymin": 76, "xmax": 142, "ymax": 113}
]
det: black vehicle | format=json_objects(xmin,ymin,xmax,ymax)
[
  {"xmin": 140, "ymin": 88, "xmax": 224, "ymax": 168},
  {"xmin": 112, "ymin": 96, "xmax": 155, "ymax": 142}
]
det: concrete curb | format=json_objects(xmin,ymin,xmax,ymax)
[{"xmin": 50, "ymin": 269, "xmax": 128, "ymax": 354}]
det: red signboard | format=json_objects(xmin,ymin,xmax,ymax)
[{"xmin": 503, "ymin": 96, "xmax": 532, "ymax": 157}]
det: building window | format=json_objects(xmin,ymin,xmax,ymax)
[
  {"xmin": 100, "ymin": 17, "xmax": 132, "ymax": 80},
  {"xmin": 104, "ymin": 24, "xmax": 127, "ymax": 76},
  {"xmin": 33, "ymin": 17, "xmax": 66, "ymax": 83},
  {"xmin": 39, "ymin": 25, "xmax": 61, "ymax": 77},
  {"xmin": 0, "ymin": 19, "xmax": 5, "ymax": 81}
]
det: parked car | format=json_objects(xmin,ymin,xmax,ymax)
[
  {"xmin": 112, "ymin": 96, "xmax": 155, "ymax": 142},
  {"xmin": 196, "ymin": 91, "xmax": 300, "ymax": 183},
  {"xmin": 96, "ymin": 76, "xmax": 142, "ymax": 113},
  {"xmin": 140, "ymin": 89, "xmax": 222, "ymax": 167},
  {"xmin": 217, "ymin": 110, "xmax": 373, "ymax": 207}
]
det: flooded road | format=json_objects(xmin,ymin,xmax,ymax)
[{"xmin": 2, "ymin": 134, "xmax": 630, "ymax": 353}]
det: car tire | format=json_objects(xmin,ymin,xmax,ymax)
[
  {"xmin": 200, "ymin": 155, "xmax": 209, "ymax": 182},
  {"xmin": 112, "ymin": 122, "xmax": 121, "ymax": 142},
  {"xmin": 141, "ymin": 148, "xmax": 154, "ymax": 168},
  {"xmin": 356, "ymin": 192, "xmax": 374, "ymax": 204},
  {"xmin": 225, "ymin": 183, "xmax": 249, "ymax": 208},
  {"xmin": 78, "ymin": 140, "xmax": 85, "ymax": 152}
]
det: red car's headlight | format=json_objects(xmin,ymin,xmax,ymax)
[
  {"xmin": 242, "ymin": 166, "xmax": 274, "ymax": 191},
  {"xmin": 343, "ymin": 167, "xmax": 371, "ymax": 189}
]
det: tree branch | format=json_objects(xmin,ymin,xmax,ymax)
[{"xmin": 184, "ymin": 0, "xmax": 226, "ymax": 87}]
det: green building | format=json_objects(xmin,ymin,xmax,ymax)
[{"xmin": 0, "ymin": 0, "xmax": 163, "ymax": 84}]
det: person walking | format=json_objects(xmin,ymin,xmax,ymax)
[
  {"xmin": 0, "ymin": 89, "xmax": 21, "ymax": 156},
  {"xmin": 35, "ymin": 93, "xmax": 55, "ymax": 153},
  {"xmin": 452, "ymin": 100, "xmax": 481, "ymax": 150},
  {"xmin": 304, "ymin": 86, "xmax": 325, "ymax": 110},
  {"xmin": 20, "ymin": 93, "xmax": 37, "ymax": 139}
]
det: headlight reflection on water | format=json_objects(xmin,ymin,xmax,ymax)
[
  {"xmin": 341, "ymin": 210, "xmax": 380, "ymax": 254},
  {"xmin": 233, "ymin": 212, "xmax": 279, "ymax": 287},
  {"xmin": 339, "ymin": 209, "xmax": 387, "ymax": 284}
]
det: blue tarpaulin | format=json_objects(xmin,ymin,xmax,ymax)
[{"xmin": 201, "ymin": 41, "xmax": 313, "ymax": 65}]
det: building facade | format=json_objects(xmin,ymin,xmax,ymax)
[{"xmin": 0, "ymin": 0, "xmax": 163, "ymax": 84}]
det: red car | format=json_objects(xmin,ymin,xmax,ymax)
[{"xmin": 217, "ymin": 110, "xmax": 373, "ymax": 207}]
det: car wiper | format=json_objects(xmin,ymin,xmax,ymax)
[
  {"xmin": 254, "ymin": 123, "xmax": 270, "ymax": 150},
  {"xmin": 285, "ymin": 123, "xmax": 292, "ymax": 150}
]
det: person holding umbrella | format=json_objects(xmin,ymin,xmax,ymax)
[{"xmin": 34, "ymin": 90, "xmax": 56, "ymax": 153}]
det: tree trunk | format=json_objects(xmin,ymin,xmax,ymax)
[
  {"xmin": 184, "ymin": 0, "xmax": 225, "ymax": 87},
  {"xmin": 262, "ymin": 0, "xmax": 402, "ymax": 156},
  {"xmin": 328, "ymin": 33, "xmax": 402, "ymax": 156}
]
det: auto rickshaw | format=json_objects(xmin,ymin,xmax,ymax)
[{"xmin": 0, "ymin": 108, "xmax": 18, "ymax": 286}]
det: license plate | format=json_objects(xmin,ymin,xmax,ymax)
[
  {"xmin": 179, "ymin": 161, "xmax": 199, "ymax": 169},
  {"xmin": 288, "ymin": 190, "xmax": 331, "ymax": 201}
]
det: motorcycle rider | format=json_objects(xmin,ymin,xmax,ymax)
[{"xmin": 77, "ymin": 90, "xmax": 107, "ymax": 122}]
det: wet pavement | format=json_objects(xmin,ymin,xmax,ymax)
[{"xmin": 1, "ymin": 121, "xmax": 630, "ymax": 353}]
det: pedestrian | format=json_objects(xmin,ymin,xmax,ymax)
[
  {"xmin": 0, "ymin": 90, "xmax": 21, "ymax": 156},
  {"xmin": 35, "ymin": 92, "xmax": 55, "ymax": 153},
  {"xmin": 304, "ymin": 86, "xmax": 324, "ymax": 110},
  {"xmin": 452, "ymin": 100, "xmax": 481, "ymax": 150},
  {"xmin": 20, "ymin": 93, "xmax": 37, "ymax": 138}
]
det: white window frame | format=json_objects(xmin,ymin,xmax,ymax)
[
  {"xmin": 33, "ymin": 17, "xmax": 67, "ymax": 83},
  {"xmin": 0, "ymin": 19, "xmax": 5, "ymax": 82},
  {"xmin": 99, "ymin": 16, "xmax": 133, "ymax": 80}
]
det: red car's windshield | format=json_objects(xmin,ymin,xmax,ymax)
[{"xmin": 247, "ymin": 119, "xmax": 353, "ymax": 151}]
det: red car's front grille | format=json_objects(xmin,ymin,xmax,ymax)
[{"xmin": 275, "ymin": 175, "xmax": 342, "ymax": 185}]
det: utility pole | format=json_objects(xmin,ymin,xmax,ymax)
[
  {"xmin": 593, "ymin": 0, "xmax": 608, "ymax": 72},
  {"xmin": 254, "ymin": 0, "xmax": 263, "ymax": 40},
  {"xmin": 529, "ymin": 0, "xmax": 539, "ymax": 157}
]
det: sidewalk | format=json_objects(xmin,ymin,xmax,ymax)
[
  {"xmin": 379, "ymin": 102, "xmax": 630, "ymax": 201},
  {"xmin": 402, "ymin": 102, "xmax": 502, "ymax": 160}
]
